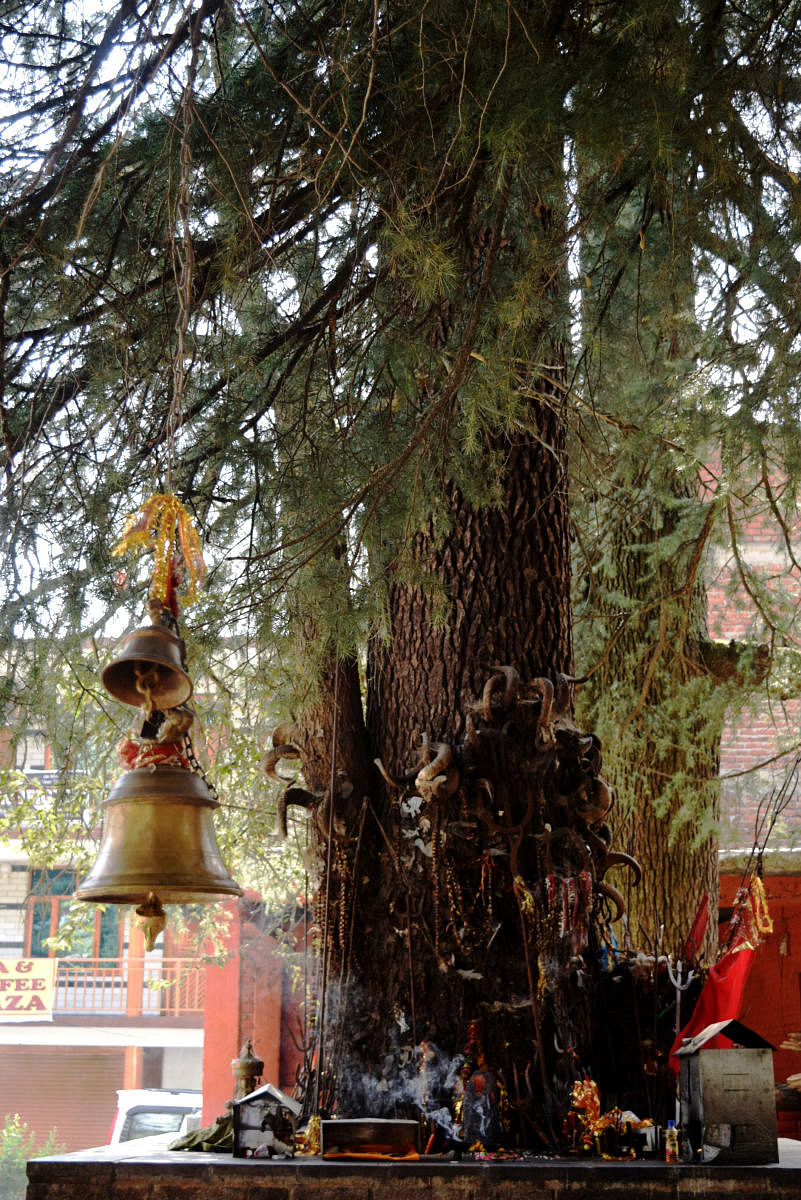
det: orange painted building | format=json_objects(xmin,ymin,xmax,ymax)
[{"xmin": 0, "ymin": 841, "xmax": 304, "ymax": 1152}]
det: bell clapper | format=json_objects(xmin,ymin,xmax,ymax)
[
  {"xmin": 134, "ymin": 662, "xmax": 159, "ymax": 713},
  {"xmin": 132, "ymin": 703, "xmax": 194, "ymax": 744},
  {"xmin": 157, "ymin": 704, "xmax": 195, "ymax": 743},
  {"xmin": 134, "ymin": 891, "xmax": 167, "ymax": 951}
]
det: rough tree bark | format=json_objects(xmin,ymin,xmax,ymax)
[{"xmin": 368, "ymin": 413, "xmax": 573, "ymax": 776}]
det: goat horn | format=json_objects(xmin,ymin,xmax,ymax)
[
  {"xmin": 490, "ymin": 664, "xmax": 521, "ymax": 707},
  {"xmin": 594, "ymin": 777, "xmax": 613, "ymax": 817},
  {"xmin": 473, "ymin": 672, "xmax": 507, "ymax": 723},
  {"xmin": 530, "ymin": 678, "xmax": 554, "ymax": 732},
  {"xmin": 597, "ymin": 881, "xmax": 626, "ymax": 923},
  {"xmin": 277, "ymin": 786, "xmax": 322, "ymax": 839},
  {"xmin": 425, "ymin": 767, "xmax": 461, "ymax": 801},
  {"xmin": 553, "ymin": 673, "xmax": 572, "ymax": 715},
  {"xmin": 416, "ymin": 742, "xmax": 453, "ymax": 783},
  {"xmin": 576, "ymin": 777, "xmax": 613, "ymax": 823},
  {"xmin": 600, "ymin": 851, "xmax": 642, "ymax": 887},
  {"xmin": 374, "ymin": 757, "xmax": 402, "ymax": 790},
  {"xmin": 262, "ymin": 744, "xmax": 301, "ymax": 782}
]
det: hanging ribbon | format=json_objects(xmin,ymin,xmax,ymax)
[{"xmin": 113, "ymin": 493, "xmax": 206, "ymax": 604}]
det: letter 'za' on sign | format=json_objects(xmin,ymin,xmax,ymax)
[{"xmin": 0, "ymin": 959, "xmax": 57, "ymax": 1021}]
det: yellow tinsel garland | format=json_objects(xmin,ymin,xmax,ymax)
[
  {"xmin": 113, "ymin": 493, "xmax": 206, "ymax": 604},
  {"xmin": 732, "ymin": 873, "xmax": 773, "ymax": 952}
]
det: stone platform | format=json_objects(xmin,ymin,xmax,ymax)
[{"xmin": 25, "ymin": 1139, "xmax": 801, "ymax": 1200}]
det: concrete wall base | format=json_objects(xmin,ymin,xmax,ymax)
[{"xmin": 26, "ymin": 1141, "xmax": 801, "ymax": 1200}]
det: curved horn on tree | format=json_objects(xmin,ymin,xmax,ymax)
[
  {"xmin": 375, "ymin": 756, "xmax": 429, "ymax": 790},
  {"xmin": 599, "ymin": 851, "xmax": 642, "ymax": 887},
  {"xmin": 374, "ymin": 757, "xmax": 402, "ymax": 789},
  {"xmin": 547, "ymin": 826, "xmax": 593, "ymax": 873},
  {"xmin": 261, "ymin": 743, "xmax": 302, "ymax": 782},
  {"xmin": 491, "ymin": 663, "xmax": 521, "ymax": 707},
  {"xmin": 530, "ymin": 677, "xmax": 554, "ymax": 734},
  {"xmin": 418, "ymin": 766, "xmax": 461, "ymax": 801},
  {"xmin": 553, "ymin": 673, "xmax": 572, "ymax": 715},
  {"xmin": 593, "ymin": 777, "xmax": 613, "ymax": 817},
  {"xmin": 277, "ymin": 785, "xmax": 322, "ymax": 839},
  {"xmin": 597, "ymin": 881, "xmax": 626, "ymax": 923},
  {"xmin": 576, "ymin": 776, "xmax": 614, "ymax": 822},
  {"xmin": 473, "ymin": 672, "xmax": 508, "ymax": 723},
  {"xmin": 416, "ymin": 741, "xmax": 453, "ymax": 783}
]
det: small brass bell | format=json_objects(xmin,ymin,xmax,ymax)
[
  {"xmin": 102, "ymin": 599, "xmax": 193, "ymax": 711},
  {"xmin": 75, "ymin": 764, "xmax": 243, "ymax": 905}
]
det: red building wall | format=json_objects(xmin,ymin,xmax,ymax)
[
  {"xmin": 720, "ymin": 874, "xmax": 801, "ymax": 1085},
  {"xmin": 201, "ymin": 894, "xmax": 303, "ymax": 1123}
]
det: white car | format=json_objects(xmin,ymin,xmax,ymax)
[{"xmin": 109, "ymin": 1088, "xmax": 202, "ymax": 1145}]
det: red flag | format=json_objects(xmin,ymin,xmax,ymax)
[
  {"xmin": 668, "ymin": 943, "xmax": 755, "ymax": 1071},
  {"xmin": 682, "ymin": 892, "xmax": 709, "ymax": 965},
  {"xmin": 668, "ymin": 875, "xmax": 772, "ymax": 1071}
]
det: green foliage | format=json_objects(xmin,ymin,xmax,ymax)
[
  {"xmin": 2, "ymin": 0, "xmax": 801, "ymax": 894},
  {"xmin": 0, "ymin": 1114, "xmax": 63, "ymax": 1200}
]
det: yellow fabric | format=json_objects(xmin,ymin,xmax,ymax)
[{"xmin": 113, "ymin": 493, "xmax": 206, "ymax": 603}]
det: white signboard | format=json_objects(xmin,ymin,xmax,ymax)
[{"xmin": 0, "ymin": 958, "xmax": 56, "ymax": 1021}]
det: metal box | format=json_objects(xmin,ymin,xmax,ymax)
[
  {"xmin": 676, "ymin": 1019, "xmax": 777, "ymax": 1165},
  {"xmin": 320, "ymin": 1118, "xmax": 420, "ymax": 1158}
]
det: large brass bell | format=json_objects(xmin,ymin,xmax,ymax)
[
  {"xmin": 101, "ymin": 600, "xmax": 193, "ymax": 711},
  {"xmin": 75, "ymin": 765, "xmax": 243, "ymax": 905}
]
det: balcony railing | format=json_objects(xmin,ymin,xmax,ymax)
[{"xmin": 53, "ymin": 957, "xmax": 206, "ymax": 1018}]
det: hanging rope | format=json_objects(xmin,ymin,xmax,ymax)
[
  {"xmin": 112, "ymin": 29, "xmax": 205, "ymax": 613},
  {"xmin": 166, "ymin": 18, "xmax": 200, "ymax": 492}
]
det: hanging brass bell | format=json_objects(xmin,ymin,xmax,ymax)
[
  {"xmin": 74, "ymin": 764, "xmax": 242, "ymax": 905},
  {"xmin": 102, "ymin": 607, "xmax": 193, "ymax": 711}
]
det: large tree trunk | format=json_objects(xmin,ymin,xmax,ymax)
[
  {"xmin": 368, "ymin": 409, "xmax": 572, "ymax": 776},
  {"xmin": 276, "ymin": 172, "xmax": 644, "ymax": 1145},
  {"xmin": 282, "ymin": 392, "xmax": 635, "ymax": 1147}
]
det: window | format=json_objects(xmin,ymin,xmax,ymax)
[
  {"xmin": 120, "ymin": 1108, "xmax": 191, "ymax": 1142},
  {"xmin": 26, "ymin": 868, "xmax": 121, "ymax": 958},
  {"xmin": 15, "ymin": 731, "xmax": 48, "ymax": 771}
]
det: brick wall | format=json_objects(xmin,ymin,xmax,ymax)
[
  {"xmin": 707, "ymin": 520, "xmax": 801, "ymax": 848},
  {"xmin": 25, "ymin": 1152, "xmax": 801, "ymax": 1200}
]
